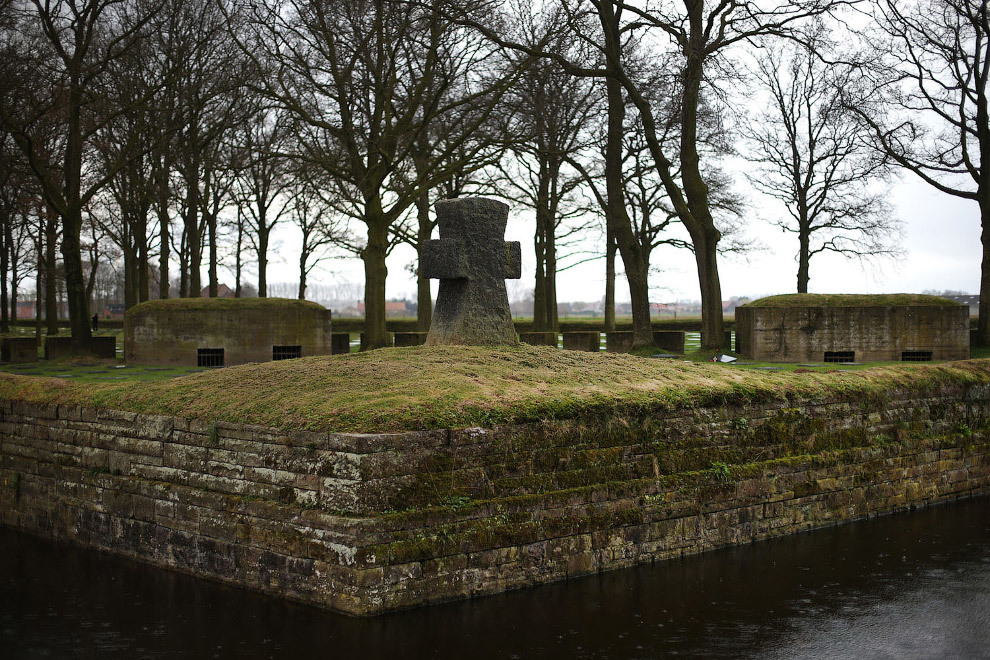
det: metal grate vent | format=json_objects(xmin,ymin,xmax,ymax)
[
  {"xmin": 273, "ymin": 345, "xmax": 302, "ymax": 361},
  {"xmin": 901, "ymin": 351, "xmax": 933, "ymax": 362},
  {"xmin": 197, "ymin": 348, "xmax": 224, "ymax": 367},
  {"xmin": 823, "ymin": 351, "xmax": 855, "ymax": 363}
]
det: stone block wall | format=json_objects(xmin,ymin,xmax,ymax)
[
  {"xmin": 2, "ymin": 385, "xmax": 989, "ymax": 615},
  {"xmin": 736, "ymin": 304, "xmax": 970, "ymax": 362},
  {"xmin": 331, "ymin": 333, "xmax": 351, "ymax": 355},
  {"xmin": 394, "ymin": 332, "xmax": 428, "ymax": 347},
  {"xmin": 519, "ymin": 332, "xmax": 558, "ymax": 347},
  {"xmin": 562, "ymin": 332, "xmax": 600, "ymax": 352},
  {"xmin": 43, "ymin": 336, "xmax": 72, "ymax": 360},
  {"xmin": 1, "ymin": 337, "xmax": 37, "ymax": 362},
  {"xmin": 605, "ymin": 331, "xmax": 635, "ymax": 353},
  {"xmin": 653, "ymin": 331, "xmax": 685, "ymax": 353},
  {"xmin": 125, "ymin": 299, "xmax": 332, "ymax": 367},
  {"xmin": 45, "ymin": 335, "xmax": 115, "ymax": 360}
]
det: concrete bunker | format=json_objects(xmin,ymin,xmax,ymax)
[
  {"xmin": 735, "ymin": 293, "xmax": 970, "ymax": 363},
  {"xmin": 124, "ymin": 298, "xmax": 332, "ymax": 366}
]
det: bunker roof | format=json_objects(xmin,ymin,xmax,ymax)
[
  {"xmin": 743, "ymin": 293, "xmax": 961, "ymax": 309},
  {"xmin": 126, "ymin": 297, "xmax": 328, "ymax": 314}
]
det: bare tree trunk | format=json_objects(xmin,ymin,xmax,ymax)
[
  {"xmin": 123, "ymin": 242, "xmax": 138, "ymax": 310},
  {"xmin": 605, "ymin": 76, "xmax": 652, "ymax": 347},
  {"xmin": 362, "ymin": 211, "xmax": 389, "ymax": 349},
  {"xmin": 797, "ymin": 229, "xmax": 810, "ymax": 294},
  {"xmin": 594, "ymin": 1, "xmax": 654, "ymax": 348},
  {"xmin": 298, "ymin": 243, "xmax": 309, "ymax": 300},
  {"xmin": 533, "ymin": 159, "xmax": 550, "ymax": 332},
  {"xmin": 178, "ymin": 228, "xmax": 189, "ymax": 297},
  {"xmin": 690, "ymin": 229, "xmax": 724, "ymax": 348},
  {"xmin": 60, "ymin": 75, "xmax": 94, "ymax": 352},
  {"xmin": 605, "ymin": 224, "xmax": 615, "ymax": 332},
  {"xmin": 415, "ymin": 188, "xmax": 432, "ymax": 331},
  {"xmin": 0, "ymin": 208, "xmax": 9, "ymax": 333},
  {"xmin": 533, "ymin": 223, "xmax": 547, "ymax": 331},
  {"xmin": 978, "ymin": 197, "xmax": 990, "ymax": 346},
  {"xmin": 156, "ymin": 155, "xmax": 171, "ymax": 299},
  {"xmin": 208, "ymin": 210, "xmax": 218, "ymax": 297},
  {"xmin": 235, "ymin": 215, "xmax": 243, "ymax": 298},
  {"xmin": 35, "ymin": 245, "xmax": 42, "ymax": 343},
  {"xmin": 44, "ymin": 210, "xmax": 59, "ymax": 335},
  {"xmin": 137, "ymin": 213, "xmax": 149, "ymax": 302},
  {"xmin": 184, "ymin": 162, "xmax": 202, "ymax": 297},
  {"xmin": 543, "ymin": 162, "xmax": 560, "ymax": 332},
  {"xmin": 85, "ymin": 243, "xmax": 99, "ymax": 312},
  {"xmin": 545, "ymin": 214, "xmax": 559, "ymax": 332},
  {"xmin": 60, "ymin": 206, "xmax": 92, "ymax": 349},
  {"xmin": 257, "ymin": 222, "xmax": 269, "ymax": 298},
  {"xmin": 9, "ymin": 217, "xmax": 19, "ymax": 323},
  {"xmin": 680, "ymin": 43, "xmax": 724, "ymax": 350}
]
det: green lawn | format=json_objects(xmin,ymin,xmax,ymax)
[{"xmin": 0, "ymin": 359, "xmax": 207, "ymax": 383}]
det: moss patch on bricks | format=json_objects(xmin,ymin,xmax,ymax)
[{"xmin": 0, "ymin": 345, "xmax": 989, "ymax": 433}]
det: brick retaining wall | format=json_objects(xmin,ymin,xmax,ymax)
[{"xmin": 2, "ymin": 385, "xmax": 989, "ymax": 615}]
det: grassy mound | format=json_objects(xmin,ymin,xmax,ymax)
[
  {"xmin": 126, "ymin": 297, "xmax": 327, "ymax": 314},
  {"xmin": 744, "ymin": 293, "xmax": 960, "ymax": 308},
  {"xmin": 1, "ymin": 345, "xmax": 989, "ymax": 432}
]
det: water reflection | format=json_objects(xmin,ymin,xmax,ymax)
[{"xmin": 2, "ymin": 497, "xmax": 988, "ymax": 659}]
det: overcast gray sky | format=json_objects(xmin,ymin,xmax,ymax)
[{"xmin": 256, "ymin": 171, "xmax": 980, "ymax": 306}]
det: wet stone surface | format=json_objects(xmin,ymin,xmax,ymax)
[{"xmin": 1, "ymin": 497, "xmax": 987, "ymax": 659}]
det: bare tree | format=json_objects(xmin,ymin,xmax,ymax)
[
  {"xmin": 566, "ymin": 86, "xmax": 739, "ymax": 334},
  {"xmin": 1, "ymin": 0, "xmax": 161, "ymax": 352},
  {"xmin": 494, "ymin": 26, "xmax": 601, "ymax": 333},
  {"xmin": 166, "ymin": 0, "xmax": 249, "ymax": 298},
  {"xmin": 5, "ymin": 207, "xmax": 33, "ymax": 324},
  {"xmin": 402, "ymin": 106, "xmax": 503, "ymax": 332},
  {"xmin": 745, "ymin": 41, "xmax": 900, "ymax": 293},
  {"xmin": 287, "ymin": 173, "xmax": 350, "ymax": 300},
  {"xmin": 0, "ymin": 119, "xmax": 37, "ymax": 331},
  {"xmin": 232, "ymin": 107, "xmax": 294, "ymax": 298},
  {"xmin": 238, "ymin": 0, "xmax": 517, "ymax": 348},
  {"xmin": 847, "ymin": 0, "xmax": 989, "ymax": 342}
]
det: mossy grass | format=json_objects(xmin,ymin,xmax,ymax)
[
  {"xmin": 1, "ymin": 344, "xmax": 989, "ymax": 433},
  {"xmin": 127, "ymin": 297, "xmax": 327, "ymax": 313},
  {"xmin": 972, "ymin": 346, "xmax": 990, "ymax": 360},
  {"xmin": 743, "ymin": 293, "xmax": 960, "ymax": 308}
]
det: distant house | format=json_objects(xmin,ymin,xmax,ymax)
[
  {"xmin": 356, "ymin": 300, "xmax": 412, "ymax": 317},
  {"xmin": 103, "ymin": 303, "xmax": 125, "ymax": 320},
  {"xmin": 199, "ymin": 284, "xmax": 236, "ymax": 299},
  {"xmin": 568, "ymin": 301, "xmax": 602, "ymax": 316},
  {"xmin": 14, "ymin": 300, "xmax": 69, "ymax": 319},
  {"xmin": 16, "ymin": 301, "xmax": 36, "ymax": 318}
]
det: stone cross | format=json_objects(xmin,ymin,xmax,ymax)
[{"xmin": 422, "ymin": 197, "xmax": 521, "ymax": 345}]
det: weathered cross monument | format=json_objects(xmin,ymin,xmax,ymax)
[{"xmin": 422, "ymin": 197, "xmax": 521, "ymax": 345}]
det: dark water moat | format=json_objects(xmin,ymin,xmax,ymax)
[{"xmin": 2, "ymin": 497, "xmax": 989, "ymax": 659}]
